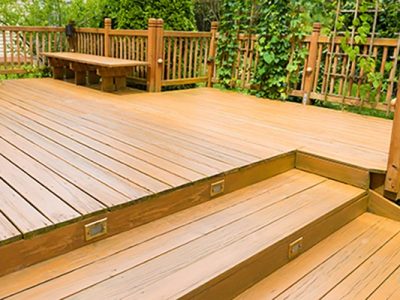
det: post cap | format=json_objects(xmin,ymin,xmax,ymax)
[
  {"xmin": 313, "ymin": 23, "xmax": 321, "ymax": 32},
  {"xmin": 148, "ymin": 18, "xmax": 158, "ymax": 27}
]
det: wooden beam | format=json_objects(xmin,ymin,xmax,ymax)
[
  {"xmin": 147, "ymin": 18, "xmax": 158, "ymax": 92},
  {"xmin": 154, "ymin": 19, "xmax": 164, "ymax": 93},
  {"xmin": 207, "ymin": 22, "xmax": 218, "ymax": 88},
  {"xmin": 302, "ymin": 23, "xmax": 321, "ymax": 105},
  {"xmin": 369, "ymin": 190, "xmax": 400, "ymax": 221},
  {"xmin": 384, "ymin": 80, "xmax": 400, "ymax": 201},
  {"xmin": 104, "ymin": 18, "xmax": 112, "ymax": 57}
]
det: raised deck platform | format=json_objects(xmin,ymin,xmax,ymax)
[{"xmin": 0, "ymin": 78, "xmax": 393, "ymax": 275}]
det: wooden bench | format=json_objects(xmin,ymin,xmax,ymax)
[{"xmin": 42, "ymin": 52, "xmax": 148, "ymax": 92}]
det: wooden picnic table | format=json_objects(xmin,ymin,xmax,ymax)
[{"xmin": 42, "ymin": 52, "xmax": 148, "ymax": 92}]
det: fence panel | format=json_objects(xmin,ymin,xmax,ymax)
[
  {"xmin": 0, "ymin": 26, "xmax": 66, "ymax": 74},
  {"xmin": 289, "ymin": 34, "xmax": 400, "ymax": 113},
  {"xmin": 162, "ymin": 31, "xmax": 212, "ymax": 86}
]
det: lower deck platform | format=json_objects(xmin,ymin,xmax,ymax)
[
  {"xmin": 0, "ymin": 78, "xmax": 393, "ymax": 275},
  {"xmin": 0, "ymin": 169, "xmax": 367, "ymax": 299},
  {"xmin": 237, "ymin": 212, "xmax": 400, "ymax": 300}
]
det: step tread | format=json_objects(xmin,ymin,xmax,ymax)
[
  {"xmin": 0, "ymin": 169, "xmax": 365, "ymax": 299},
  {"xmin": 237, "ymin": 213, "xmax": 400, "ymax": 300}
]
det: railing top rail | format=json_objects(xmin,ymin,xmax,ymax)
[
  {"xmin": 0, "ymin": 26, "xmax": 64, "ymax": 32},
  {"xmin": 75, "ymin": 28, "xmax": 105, "ymax": 34},
  {"xmin": 108, "ymin": 29, "xmax": 148, "ymax": 37},
  {"xmin": 302, "ymin": 35, "xmax": 399, "ymax": 47},
  {"xmin": 164, "ymin": 31, "xmax": 211, "ymax": 38}
]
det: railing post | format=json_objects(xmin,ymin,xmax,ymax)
[
  {"xmin": 104, "ymin": 18, "xmax": 112, "ymax": 57},
  {"xmin": 303, "ymin": 23, "xmax": 321, "ymax": 105},
  {"xmin": 207, "ymin": 21, "xmax": 218, "ymax": 88},
  {"xmin": 154, "ymin": 19, "xmax": 164, "ymax": 93},
  {"xmin": 384, "ymin": 79, "xmax": 400, "ymax": 201},
  {"xmin": 147, "ymin": 18, "xmax": 158, "ymax": 92}
]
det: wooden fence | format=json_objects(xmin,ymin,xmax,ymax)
[
  {"xmin": 217, "ymin": 33, "xmax": 260, "ymax": 90},
  {"xmin": 216, "ymin": 23, "xmax": 400, "ymax": 114},
  {"xmin": 293, "ymin": 23, "xmax": 400, "ymax": 113},
  {"xmin": 0, "ymin": 26, "xmax": 66, "ymax": 74},
  {"xmin": 0, "ymin": 18, "xmax": 217, "ymax": 92},
  {"xmin": 1, "ymin": 20, "xmax": 398, "ymax": 106}
]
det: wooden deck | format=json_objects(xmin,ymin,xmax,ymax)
[
  {"xmin": 0, "ymin": 169, "xmax": 367, "ymax": 299},
  {"xmin": 237, "ymin": 213, "xmax": 400, "ymax": 299},
  {"xmin": 0, "ymin": 78, "xmax": 393, "ymax": 271}
]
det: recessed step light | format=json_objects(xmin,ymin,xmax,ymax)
[
  {"xmin": 84, "ymin": 218, "xmax": 108, "ymax": 241},
  {"xmin": 210, "ymin": 179, "xmax": 225, "ymax": 197}
]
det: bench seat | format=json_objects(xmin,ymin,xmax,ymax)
[{"xmin": 42, "ymin": 52, "xmax": 148, "ymax": 92}]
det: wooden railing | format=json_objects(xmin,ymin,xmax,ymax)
[
  {"xmin": 292, "ymin": 23, "xmax": 400, "ymax": 113},
  {"xmin": 0, "ymin": 18, "xmax": 217, "ymax": 92},
  {"xmin": 215, "ymin": 23, "xmax": 399, "ymax": 114},
  {"xmin": 385, "ymin": 79, "xmax": 400, "ymax": 201},
  {"xmin": 216, "ymin": 33, "xmax": 260, "ymax": 89},
  {"xmin": 0, "ymin": 26, "xmax": 66, "ymax": 74},
  {"xmin": 162, "ymin": 31, "xmax": 212, "ymax": 86}
]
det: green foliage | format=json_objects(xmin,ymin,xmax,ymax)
[
  {"xmin": 338, "ymin": 0, "xmax": 398, "ymax": 103},
  {"xmin": 217, "ymin": 0, "xmax": 399, "ymax": 103},
  {"xmin": 194, "ymin": 0, "xmax": 221, "ymax": 31},
  {"xmin": 378, "ymin": 0, "xmax": 400, "ymax": 38},
  {"xmin": 0, "ymin": 0, "xmax": 106, "ymax": 27},
  {"xmin": 217, "ymin": 0, "xmax": 335, "ymax": 99},
  {"xmin": 103, "ymin": 0, "xmax": 196, "ymax": 30},
  {"xmin": 0, "ymin": 65, "xmax": 51, "ymax": 82}
]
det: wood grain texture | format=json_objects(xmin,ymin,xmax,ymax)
[
  {"xmin": 0, "ymin": 78, "xmax": 392, "ymax": 278},
  {"xmin": 0, "ymin": 169, "xmax": 312, "ymax": 298},
  {"xmin": 368, "ymin": 190, "xmax": 400, "ymax": 222},
  {"xmin": 2, "ymin": 171, "xmax": 367, "ymax": 300},
  {"xmin": 42, "ymin": 52, "xmax": 148, "ymax": 67},
  {"xmin": 296, "ymin": 151, "xmax": 370, "ymax": 189},
  {"xmin": 237, "ymin": 213, "xmax": 400, "ymax": 300}
]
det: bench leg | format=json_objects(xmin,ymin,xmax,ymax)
[
  {"xmin": 88, "ymin": 71, "xmax": 100, "ymax": 85},
  {"xmin": 115, "ymin": 76, "xmax": 127, "ymax": 90},
  {"xmin": 101, "ymin": 77, "xmax": 115, "ymax": 92},
  {"xmin": 75, "ymin": 71, "xmax": 86, "ymax": 85},
  {"xmin": 52, "ymin": 67, "xmax": 64, "ymax": 80},
  {"xmin": 65, "ymin": 68, "xmax": 75, "ymax": 79}
]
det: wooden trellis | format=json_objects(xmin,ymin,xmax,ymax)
[{"xmin": 292, "ymin": 0, "xmax": 400, "ymax": 114}]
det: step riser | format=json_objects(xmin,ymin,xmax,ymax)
[
  {"xmin": 296, "ymin": 151, "xmax": 370, "ymax": 189},
  {"xmin": 182, "ymin": 195, "xmax": 368, "ymax": 300},
  {"xmin": 0, "ymin": 152, "xmax": 295, "ymax": 277}
]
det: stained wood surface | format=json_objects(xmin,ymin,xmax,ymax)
[
  {"xmin": 0, "ymin": 78, "xmax": 391, "ymax": 246},
  {"xmin": 42, "ymin": 52, "xmax": 148, "ymax": 67},
  {"xmin": 237, "ymin": 213, "xmax": 400, "ymax": 300},
  {"xmin": 0, "ymin": 169, "xmax": 366, "ymax": 299}
]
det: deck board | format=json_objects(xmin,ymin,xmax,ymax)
[
  {"xmin": 0, "ymin": 178, "xmax": 52, "ymax": 235},
  {"xmin": 0, "ymin": 78, "xmax": 392, "ymax": 245},
  {"xmin": 0, "ymin": 169, "xmax": 366, "ymax": 299},
  {"xmin": 237, "ymin": 213, "xmax": 400, "ymax": 300}
]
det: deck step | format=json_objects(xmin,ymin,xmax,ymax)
[
  {"xmin": 0, "ymin": 169, "xmax": 367, "ymax": 299},
  {"xmin": 237, "ymin": 213, "xmax": 400, "ymax": 300}
]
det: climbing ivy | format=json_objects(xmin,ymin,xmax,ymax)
[
  {"xmin": 217, "ymin": 0, "xmax": 335, "ymax": 100},
  {"xmin": 338, "ymin": 0, "xmax": 397, "ymax": 103},
  {"xmin": 216, "ymin": 0, "xmax": 399, "ymax": 101}
]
